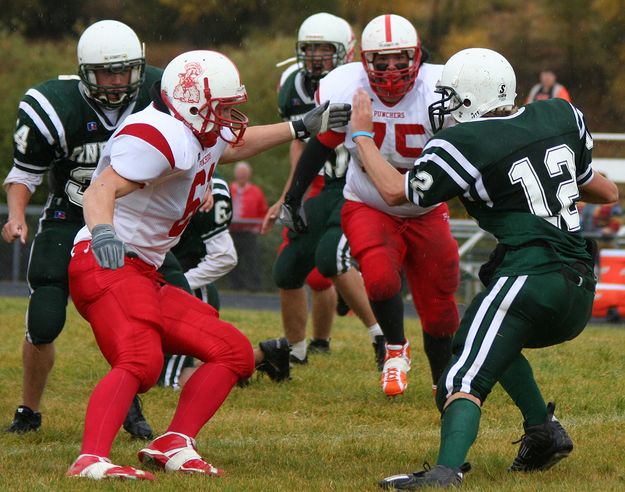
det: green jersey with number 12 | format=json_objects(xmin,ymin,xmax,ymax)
[{"xmin": 406, "ymin": 98, "xmax": 594, "ymax": 275}]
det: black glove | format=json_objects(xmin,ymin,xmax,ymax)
[
  {"xmin": 291, "ymin": 100, "xmax": 352, "ymax": 139},
  {"xmin": 278, "ymin": 199, "xmax": 308, "ymax": 234},
  {"xmin": 91, "ymin": 224, "xmax": 126, "ymax": 270}
]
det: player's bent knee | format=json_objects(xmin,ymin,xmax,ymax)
[
  {"xmin": 421, "ymin": 300, "xmax": 460, "ymax": 338},
  {"xmin": 203, "ymin": 323, "xmax": 255, "ymax": 379},
  {"xmin": 437, "ymin": 390, "xmax": 482, "ymax": 413},
  {"xmin": 27, "ymin": 286, "xmax": 70, "ymax": 344},
  {"xmin": 273, "ymin": 266, "xmax": 305, "ymax": 290},
  {"xmin": 362, "ymin": 270, "xmax": 401, "ymax": 301},
  {"xmin": 118, "ymin": 351, "xmax": 164, "ymax": 393}
]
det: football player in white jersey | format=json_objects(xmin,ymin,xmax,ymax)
[
  {"xmin": 263, "ymin": 12, "xmax": 385, "ymax": 370},
  {"xmin": 280, "ymin": 14, "xmax": 460, "ymax": 397},
  {"xmin": 65, "ymin": 50, "xmax": 350, "ymax": 480}
]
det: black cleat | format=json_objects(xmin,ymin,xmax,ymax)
[
  {"xmin": 123, "ymin": 395, "xmax": 153, "ymax": 440},
  {"xmin": 379, "ymin": 462, "xmax": 471, "ymax": 489},
  {"xmin": 289, "ymin": 354, "xmax": 308, "ymax": 365},
  {"xmin": 308, "ymin": 338, "xmax": 331, "ymax": 354},
  {"xmin": 6, "ymin": 405, "xmax": 41, "ymax": 433},
  {"xmin": 373, "ymin": 335, "xmax": 386, "ymax": 371},
  {"xmin": 336, "ymin": 293, "xmax": 350, "ymax": 316},
  {"xmin": 257, "ymin": 337, "xmax": 291, "ymax": 381},
  {"xmin": 508, "ymin": 402, "xmax": 573, "ymax": 472}
]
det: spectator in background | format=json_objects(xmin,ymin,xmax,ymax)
[
  {"xmin": 229, "ymin": 161, "xmax": 268, "ymax": 291},
  {"xmin": 526, "ymin": 69, "xmax": 571, "ymax": 103}
]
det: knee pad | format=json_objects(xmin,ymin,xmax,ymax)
[
  {"xmin": 26, "ymin": 286, "xmax": 69, "ymax": 344},
  {"xmin": 273, "ymin": 250, "xmax": 309, "ymax": 290},
  {"xmin": 212, "ymin": 323, "xmax": 255, "ymax": 380},
  {"xmin": 359, "ymin": 251, "xmax": 401, "ymax": 301},
  {"xmin": 305, "ymin": 268, "xmax": 333, "ymax": 292},
  {"xmin": 420, "ymin": 296, "xmax": 460, "ymax": 338},
  {"xmin": 118, "ymin": 350, "xmax": 164, "ymax": 393}
]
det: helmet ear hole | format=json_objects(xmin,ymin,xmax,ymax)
[
  {"xmin": 189, "ymin": 107, "xmax": 199, "ymax": 115},
  {"xmin": 463, "ymin": 99, "xmax": 471, "ymax": 107}
]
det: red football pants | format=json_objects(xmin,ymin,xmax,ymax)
[
  {"xmin": 69, "ymin": 241, "xmax": 255, "ymax": 392},
  {"xmin": 341, "ymin": 201, "xmax": 460, "ymax": 337}
]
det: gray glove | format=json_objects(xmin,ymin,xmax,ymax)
[
  {"xmin": 291, "ymin": 100, "xmax": 352, "ymax": 139},
  {"xmin": 91, "ymin": 224, "xmax": 126, "ymax": 270},
  {"xmin": 278, "ymin": 201, "xmax": 308, "ymax": 234}
]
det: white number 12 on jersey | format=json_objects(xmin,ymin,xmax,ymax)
[{"xmin": 508, "ymin": 144, "xmax": 580, "ymax": 231}]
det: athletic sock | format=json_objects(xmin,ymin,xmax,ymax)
[
  {"xmin": 499, "ymin": 354, "xmax": 547, "ymax": 426},
  {"xmin": 370, "ymin": 294, "xmax": 405, "ymax": 345},
  {"xmin": 290, "ymin": 339, "xmax": 307, "ymax": 361},
  {"xmin": 368, "ymin": 323, "xmax": 383, "ymax": 342},
  {"xmin": 81, "ymin": 368, "xmax": 140, "ymax": 457},
  {"xmin": 423, "ymin": 332, "xmax": 453, "ymax": 385},
  {"xmin": 437, "ymin": 398, "xmax": 481, "ymax": 468},
  {"xmin": 167, "ymin": 362, "xmax": 238, "ymax": 438}
]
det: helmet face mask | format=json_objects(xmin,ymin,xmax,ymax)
[
  {"xmin": 161, "ymin": 50, "xmax": 249, "ymax": 147},
  {"xmin": 360, "ymin": 14, "xmax": 422, "ymax": 102},
  {"xmin": 362, "ymin": 48, "xmax": 421, "ymax": 101},
  {"xmin": 77, "ymin": 20, "xmax": 146, "ymax": 109},
  {"xmin": 296, "ymin": 42, "xmax": 344, "ymax": 81},
  {"xmin": 428, "ymin": 86, "xmax": 464, "ymax": 133},
  {"xmin": 429, "ymin": 48, "xmax": 517, "ymax": 133},
  {"xmin": 296, "ymin": 13, "xmax": 355, "ymax": 83}
]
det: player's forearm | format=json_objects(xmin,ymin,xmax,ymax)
[
  {"xmin": 278, "ymin": 139, "xmax": 306, "ymax": 200},
  {"xmin": 83, "ymin": 182, "xmax": 116, "ymax": 231},
  {"xmin": 220, "ymin": 123, "xmax": 293, "ymax": 163},
  {"xmin": 6, "ymin": 183, "xmax": 32, "ymax": 222},
  {"xmin": 354, "ymin": 137, "xmax": 408, "ymax": 206},
  {"xmin": 579, "ymin": 171, "xmax": 619, "ymax": 204},
  {"xmin": 285, "ymin": 136, "xmax": 332, "ymax": 203}
]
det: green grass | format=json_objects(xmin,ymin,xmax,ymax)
[{"xmin": 1, "ymin": 296, "xmax": 625, "ymax": 491}]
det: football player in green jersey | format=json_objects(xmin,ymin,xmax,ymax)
[
  {"xmin": 263, "ymin": 12, "xmax": 385, "ymax": 368},
  {"xmin": 350, "ymin": 48, "xmax": 618, "ymax": 488},
  {"xmin": 1, "ymin": 20, "xmax": 162, "ymax": 438}
]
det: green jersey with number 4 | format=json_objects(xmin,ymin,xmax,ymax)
[
  {"xmin": 277, "ymin": 67, "xmax": 348, "ymax": 188},
  {"xmin": 11, "ymin": 65, "xmax": 162, "ymax": 221},
  {"xmin": 172, "ymin": 171, "xmax": 233, "ymax": 272},
  {"xmin": 406, "ymin": 98, "xmax": 594, "ymax": 276}
]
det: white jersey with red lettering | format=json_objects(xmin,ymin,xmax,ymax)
[
  {"xmin": 317, "ymin": 61, "xmax": 444, "ymax": 217},
  {"xmin": 74, "ymin": 104, "xmax": 225, "ymax": 267}
]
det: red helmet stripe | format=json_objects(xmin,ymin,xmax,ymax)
[
  {"xmin": 385, "ymin": 15, "xmax": 392, "ymax": 42},
  {"xmin": 118, "ymin": 123, "xmax": 175, "ymax": 169}
]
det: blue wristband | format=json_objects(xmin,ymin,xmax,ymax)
[{"xmin": 351, "ymin": 131, "xmax": 374, "ymax": 141}]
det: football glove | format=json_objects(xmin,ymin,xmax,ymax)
[
  {"xmin": 278, "ymin": 200, "xmax": 308, "ymax": 234},
  {"xmin": 91, "ymin": 224, "xmax": 126, "ymax": 270},
  {"xmin": 291, "ymin": 100, "xmax": 352, "ymax": 139}
]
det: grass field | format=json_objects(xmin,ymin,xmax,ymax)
[{"xmin": 1, "ymin": 296, "xmax": 625, "ymax": 491}]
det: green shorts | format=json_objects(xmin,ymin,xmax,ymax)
[{"xmin": 438, "ymin": 267, "xmax": 595, "ymax": 405}]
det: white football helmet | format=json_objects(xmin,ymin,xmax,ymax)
[
  {"xmin": 296, "ymin": 12, "xmax": 355, "ymax": 81},
  {"xmin": 77, "ymin": 20, "xmax": 145, "ymax": 108},
  {"xmin": 160, "ymin": 50, "xmax": 248, "ymax": 147},
  {"xmin": 428, "ymin": 48, "xmax": 517, "ymax": 132},
  {"xmin": 360, "ymin": 14, "xmax": 422, "ymax": 100}
]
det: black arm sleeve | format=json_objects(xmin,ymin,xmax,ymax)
[{"xmin": 284, "ymin": 136, "xmax": 335, "ymax": 204}]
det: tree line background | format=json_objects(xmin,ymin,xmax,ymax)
[
  {"xmin": 2, "ymin": 0, "xmax": 625, "ymax": 204},
  {"xmin": 2, "ymin": 0, "xmax": 625, "ymax": 288}
]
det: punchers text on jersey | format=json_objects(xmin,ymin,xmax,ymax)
[
  {"xmin": 12, "ymin": 66, "xmax": 162, "ymax": 222},
  {"xmin": 406, "ymin": 98, "xmax": 594, "ymax": 272}
]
